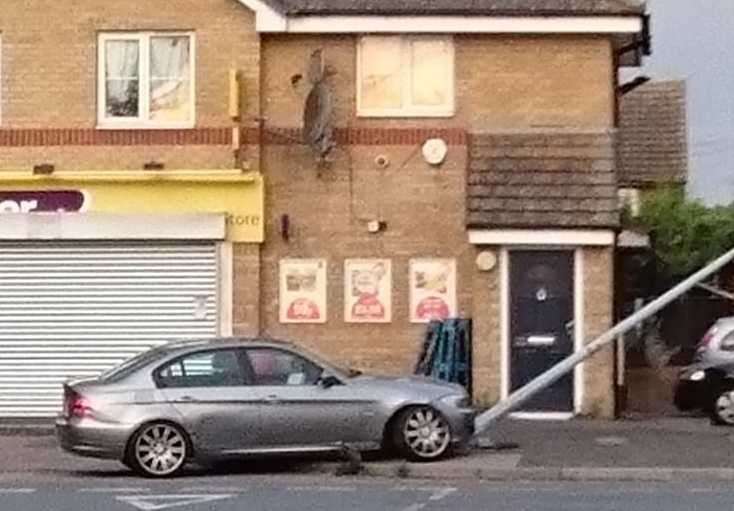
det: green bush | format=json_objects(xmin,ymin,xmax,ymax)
[{"xmin": 634, "ymin": 188, "xmax": 734, "ymax": 278}]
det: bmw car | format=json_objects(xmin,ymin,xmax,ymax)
[{"xmin": 56, "ymin": 338, "xmax": 475, "ymax": 477}]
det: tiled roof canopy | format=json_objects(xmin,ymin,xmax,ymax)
[
  {"xmin": 262, "ymin": 0, "xmax": 644, "ymax": 16},
  {"xmin": 467, "ymin": 133, "xmax": 619, "ymax": 229},
  {"xmin": 617, "ymin": 80, "xmax": 688, "ymax": 186}
]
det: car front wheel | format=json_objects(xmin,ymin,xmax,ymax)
[
  {"xmin": 392, "ymin": 406, "xmax": 452, "ymax": 461},
  {"xmin": 711, "ymin": 386, "xmax": 734, "ymax": 425},
  {"xmin": 126, "ymin": 422, "xmax": 189, "ymax": 478}
]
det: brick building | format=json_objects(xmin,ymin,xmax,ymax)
[{"xmin": 0, "ymin": 0, "xmax": 649, "ymax": 418}]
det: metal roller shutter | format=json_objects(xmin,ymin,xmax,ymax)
[{"xmin": 0, "ymin": 242, "xmax": 219, "ymax": 417}]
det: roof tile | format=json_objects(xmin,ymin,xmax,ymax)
[
  {"xmin": 467, "ymin": 132, "xmax": 619, "ymax": 229},
  {"xmin": 617, "ymin": 80, "xmax": 688, "ymax": 186},
  {"xmin": 268, "ymin": 0, "xmax": 644, "ymax": 16}
]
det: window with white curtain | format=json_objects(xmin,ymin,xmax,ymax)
[
  {"xmin": 357, "ymin": 36, "xmax": 454, "ymax": 117},
  {"xmin": 98, "ymin": 32, "xmax": 194, "ymax": 128}
]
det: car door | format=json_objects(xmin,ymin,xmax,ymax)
[
  {"xmin": 243, "ymin": 347, "xmax": 378, "ymax": 448},
  {"xmin": 156, "ymin": 348, "xmax": 261, "ymax": 455}
]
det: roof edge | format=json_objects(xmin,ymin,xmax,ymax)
[{"xmin": 235, "ymin": 0, "xmax": 646, "ymax": 33}]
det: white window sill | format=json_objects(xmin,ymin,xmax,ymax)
[
  {"xmin": 96, "ymin": 122, "xmax": 196, "ymax": 130},
  {"xmin": 356, "ymin": 110, "xmax": 455, "ymax": 119}
]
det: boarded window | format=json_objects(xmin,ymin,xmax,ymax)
[{"xmin": 358, "ymin": 36, "xmax": 454, "ymax": 117}]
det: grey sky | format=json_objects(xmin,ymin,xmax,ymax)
[{"xmin": 637, "ymin": 0, "xmax": 734, "ymax": 204}]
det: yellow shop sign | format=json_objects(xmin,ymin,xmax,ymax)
[{"xmin": 0, "ymin": 170, "xmax": 264, "ymax": 242}]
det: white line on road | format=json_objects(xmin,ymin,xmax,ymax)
[
  {"xmin": 429, "ymin": 487, "xmax": 456, "ymax": 501},
  {"xmin": 117, "ymin": 494, "xmax": 233, "ymax": 510},
  {"xmin": 0, "ymin": 489, "xmax": 35, "ymax": 494},
  {"xmin": 286, "ymin": 486, "xmax": 357, "ymax": 492},
  {"xmin": 79, "ymin": 488, "xmax": 151, "ymax": 493},
  {"xmin": 399, "ymin": 486, "xmax": 456, "ymax": 511}
]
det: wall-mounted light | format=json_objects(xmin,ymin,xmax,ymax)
[
  {"xmin": 143, "ymin": 161, "xmax": 165, "ymax": 171},
  {"xmin": 32, "ymin": 163, "xmax": 55, "ymax": 175},
  {"xmin": 367, "ymin": 220, "xmax": 387, "ymax": 233}
]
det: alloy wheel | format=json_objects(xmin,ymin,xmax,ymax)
[
  {"xmin": 402, "ymin": 406, "xmax": 451, "ymax": 459},
  {"xmin": 134, "ymin": 423, "xmax": 187, "ymax": 476},
  {"xmin": 715, "ymin": 390, "xmax": 734, "ymax": 425}
]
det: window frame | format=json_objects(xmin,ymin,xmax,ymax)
[
  {"xmin": 243, "ymin": 347, "xmax": 325, "ymax": 387},
  {"xmin": 153, "ymin": 348, "xmax": 250, "ymax": 389},
  {"xmin": 356, "ymin": 35, "xmax": 455, "ymax": 118},
  {"xmin": 97, "ymin": 31, "xmax": 196, "ymax": 130}
]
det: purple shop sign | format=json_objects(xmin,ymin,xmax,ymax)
[{"xmin": 0, "ymin": 190, "xmax": 89, "ymax": 213}]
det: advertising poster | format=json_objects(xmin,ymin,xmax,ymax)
[
  {"xmin": 344, "ymin": 259, "xmax": 392, "ymax": 323},
  {"xmin": 409, "ymin": 258, "xmax": 457, "ymax": 323},
  {"xmin": 279, "ymin": 259, "xmax": 327, "ymax": 323}
]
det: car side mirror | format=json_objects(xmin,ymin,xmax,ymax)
[{"xmin": 319, "ymin": 375, "xmax": 342, "ymax": 389}]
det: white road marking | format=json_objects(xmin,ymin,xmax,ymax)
[
  {"xmin": 398, "ymin": 486, "xmax": 456, "ymax": 511},
  {"xmin": 116, "ymin": 494, "xmax": 233, "ymax": 510},
  {"xmin": 429, "ymin": 487, "xmax": 456, "ymax": 501},
  {"xmin": 79, "ymin": 488, "xmax": 150, "ymax": 493},
  {"xmin": 0, "ymin": 488, "xmax": 35, "ymax": 494}
]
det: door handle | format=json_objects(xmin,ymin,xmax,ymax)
[
  {"xmin": 263, "ymin": 394, "xmax": 280, "ymax": 403},
  {"xmin": 179, "ymin": 395, "xmax": 198, "ymax": 402}
]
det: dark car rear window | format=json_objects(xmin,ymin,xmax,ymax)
[{"xmin": 99, "ymin": 345, "xmax": 176, "ymax": 383}]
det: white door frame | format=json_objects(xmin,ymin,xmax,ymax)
[
  {"xmin": 499, "ymin": 247, "xmax": 585, "ymax": 419},
  {"xmin": 217, "ymin": 241, "xmax": 234, "ymax": 337}
]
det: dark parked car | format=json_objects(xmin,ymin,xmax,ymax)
[{"xmin": 674, "ymin": 361, "xmax": 734, "ymax": 424}]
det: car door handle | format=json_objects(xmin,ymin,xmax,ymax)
[
  {"xmin": 263, "ymin": 394, "xmax": 280, "ymax": 403},
  {"xmin": 179, "ymin": 395, "xmax": 198, "ymax": 402}
]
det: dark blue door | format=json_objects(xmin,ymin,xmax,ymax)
[{"xmin": 509, "ymin": 251, "xmax": 574, "ymax": 412}]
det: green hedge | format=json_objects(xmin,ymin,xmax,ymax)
[{"xmin": 633, "ymin": 188, "xmax": 734, "ymax": 278}]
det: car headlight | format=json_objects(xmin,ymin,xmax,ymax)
[
  {"xmin": 689, "ymin": 370, "xmax": 706, "ymax": 381},
  {"xmin": 440, "ymin": 394, "xmax": 471, "ymax": 408}
]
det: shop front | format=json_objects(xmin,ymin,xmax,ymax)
[{"xmin": 0, "ymin": 170, "xmax": 263, "ymax": 417}]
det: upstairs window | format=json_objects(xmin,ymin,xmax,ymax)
[
  {"xmin": 357, "ymin": 36, "xmax": 454, "ymax": 118},
  {"xmin": 98, "ymin": 32, "xmax": 195, "ymax": 128}
]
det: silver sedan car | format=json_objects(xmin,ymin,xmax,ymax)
[{"xmin": 56, "ymin": 338, "xmax": 475, "ymax": 477}]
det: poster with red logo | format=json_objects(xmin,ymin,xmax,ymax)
[
  {"xmin": 279, "ymin": 259, "xmax": 327, "ymax": 323},
  {"xmin": 409, "ymin": 258, "xmax": 456, "ymax": 323},
  {"xmin": 344, "ymin": 259, "xmax": 391, "ymax": 323}
]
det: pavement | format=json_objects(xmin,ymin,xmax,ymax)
[{"xmin": 3, "ymin": 414, "xmax": 734, "ymax": 483}]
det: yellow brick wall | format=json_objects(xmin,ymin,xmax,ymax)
[
  {"xmin": 0, "ymin": 6, "xmax": 618, "ymax": 414},
  {"xmin": 0, "ymin": 0, "xmax": 259, "ymax": 170},
  {"xmin": 257, "ymin": 33, "xmax": 617, "ymax": 411},
  {"xmin": 256, "ymin": 143, "xmax": 475, "ymax": 375},
  {"xmin": 581, "ymin": 246, "xmax": 616, "ymax": 418},
  {"xmin": 261, "ymin": 34, "xmax": 614, "ymax": 130}
]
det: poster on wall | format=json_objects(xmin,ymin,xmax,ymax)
[
  {"xmin": 409, "ymin": 258, "xmax": 457, "ymax": 323},
  {"xmin": 279, "ymin": 259, "xmax": 327, "ymax": 323},
  {"xmin": 344, "ymin": 259, "xmax": 392, "ymax": 323}
]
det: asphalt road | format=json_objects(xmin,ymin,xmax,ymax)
[{"xmin": 2, "ymin": 478, "xmax": 734, "ymax": 511}]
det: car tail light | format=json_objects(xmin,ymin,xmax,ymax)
[{"xmin": 63, "ymin": 386, "xmax": 91, "ymax": 419}]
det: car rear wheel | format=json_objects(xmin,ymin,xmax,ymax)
[
  {"xmin": 712, "ymin": 386, "xmax": 734, "ymax": 425},
  {"xmin": 392, "ymin": 406, "xmax": 452, "ymax": 461},
  {"xmin": 127, "ymin": 422, "xmax": 189, "ymax": 478}
]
